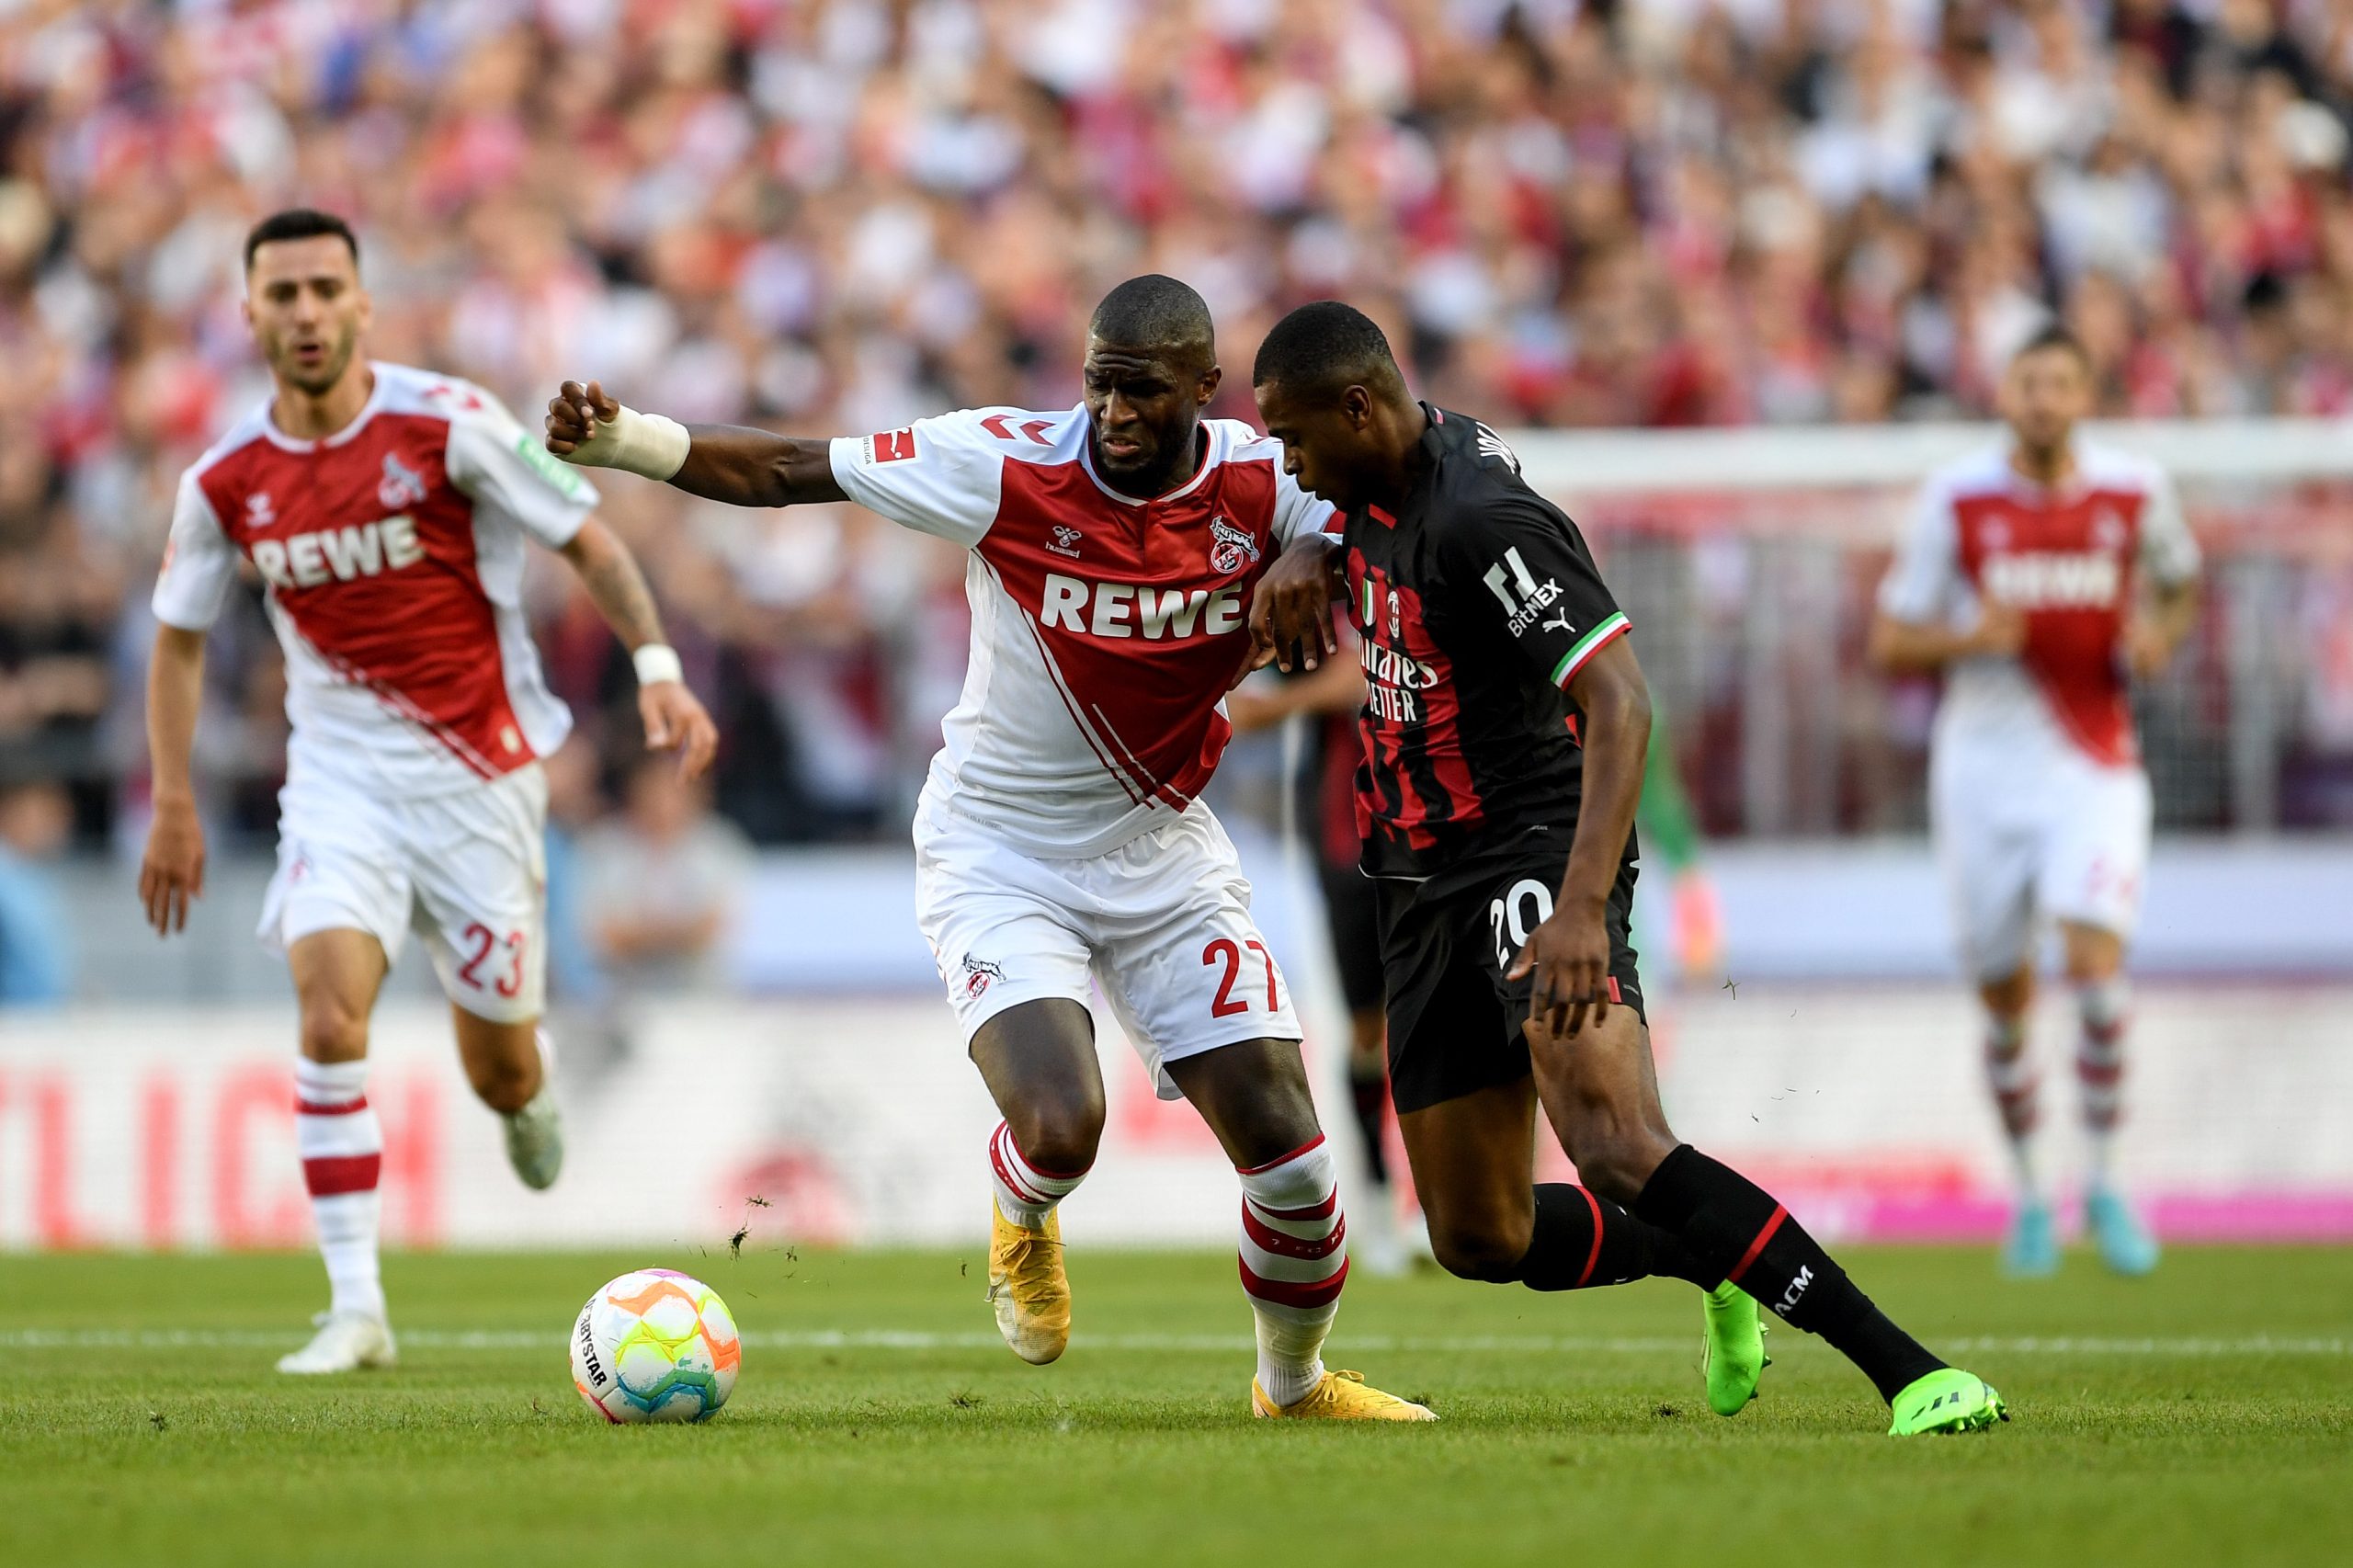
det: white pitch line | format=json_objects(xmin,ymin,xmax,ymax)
[{"xmin": 0, "ymin": 1328, "xmax": 2344, "ymax": 1356}]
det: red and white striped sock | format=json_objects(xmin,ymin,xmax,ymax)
[
  {"xmin": 1983, "ymin": 1011, "xmax": 2042, "ymax": 1200},
  {"xmin": 2075, "ymin": 977, "xmax": 2130, "ymax": 1187},
  {"xmin": 1238, "ymin": 1135, "xmax": 1347, "ymax": 1409},
  {"xmin": 295, "ymin": 1058, "xmax": 385, "ymax": 1321},
  {"xmin": 986, "ymin": 1120, "xmax": 1088, "ymax": 1230}
]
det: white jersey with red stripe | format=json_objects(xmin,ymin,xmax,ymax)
[
  {"xmin": 1879, "ymin": 439, "xmax": 2199, "ymax": 768},
  {"xmin": 829, "ymin": 406, "xmax": 1334, "ymax": 858},
  {"xmin": 153, "ymin": 362, "xmax": 598, "ymax": 795}
]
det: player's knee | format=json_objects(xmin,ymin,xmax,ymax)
[
  {"xmin": 1005, "ymin": 1093, "xmax": 1105, "ymax": 1176},
  {"xmin": 297, "ymin": 997, "xmax": 370, "ymax": 1062},
  {"xmin": 1426, "ymin": 1212, "xmax": 1530, "ymax": 1283}
]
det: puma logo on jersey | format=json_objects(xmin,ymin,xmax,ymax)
[
  {"xmin": 249, "ymin": 515, "xmax": 426, "ymax": 590},
  {"xmin": 1540, "ymin": 609, "xmax": 1575, "ymax": 636},
  {"xmin": 1040, "ymin": 573, "xmax": 1245, "ymax": 640},
  {"xmin": 1207, "ymin": 515, "xmax": 1261, "ymax": 574},
  {"xmin": 1980, "ymin": 551, "xmax": 2121, "ymax": 609},
  {"xmin": 1474, "ymin": 422, "xmax": 1522, "ymax": 472}
]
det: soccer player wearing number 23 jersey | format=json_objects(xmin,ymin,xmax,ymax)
[
  {"xmin": 140, "ymin": 210, "xmax": 717, "ymax": 1376},
  {"xmin": 1248, "ymin": 301, "xmax": 2006, "ymax": 1436},
  {"xmin": 547, "ymin": 276, "xmax": 1429, "ymax": 1421}
]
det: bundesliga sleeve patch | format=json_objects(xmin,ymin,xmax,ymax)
[{"xmin": 863, "ymin": 427, "xmax": 917, "ymax": 464}]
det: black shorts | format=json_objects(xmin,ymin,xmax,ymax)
[
  {"xmin": 1375, "ymin": 833, "xmax": 1644, "ymax": 1117},
  {"xmin": 1318, "ymin": 863, "xmax": 1387, "ymax": 1016}
]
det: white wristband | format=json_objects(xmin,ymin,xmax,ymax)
[
  {"xmin": 559, "ymin": 403, "xmax": 691, "ymax": 482},
  {"xmin": 631, "ymin": 643, "xmax": 685, "ymax": 687}
]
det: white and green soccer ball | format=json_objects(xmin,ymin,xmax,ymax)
[{"xmin": 571, "ymin": 1268, "xmax": 741, "ymax": 1424}]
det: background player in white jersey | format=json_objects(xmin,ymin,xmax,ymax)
[
  {"xmin": 545, "ymin": 276, "xmax": 1430, "ymax": 1421},
  {"xmin": 139, "ymin": 210, "xmax": 718, "ymax": 1372},
  {"xmin": 1870, "ymin": 326, "xmax": 2200, "ymax": 1278}
]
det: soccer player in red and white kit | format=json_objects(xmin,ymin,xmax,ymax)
[
  {"xmin": 141, "ymin": 210, "xmax": 718, "ymax": 1373},
  {"xmin": 545, "ymin": 276, "xmax": 1430, "ymax": 1420},
  {"xmin": 1871, "ymin": 326, "xmax": 2200, "ymax": 1278}
]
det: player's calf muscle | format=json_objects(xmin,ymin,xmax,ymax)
[{"xmin": 1529, "ymin": 1022, "xmax": 1677, "ymax": 1202}]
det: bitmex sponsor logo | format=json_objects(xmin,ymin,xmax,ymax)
[
  {"xmin": 1482, "ymin": 546, "xmax": 1563, "ymax": 637},
  {"xmin": 1040, "ymin": 574, "xmax": 1246, "ymax": 640},
  {"xmin": 250, "ymin": 516, "xmax": 426, "ymax": 590}
]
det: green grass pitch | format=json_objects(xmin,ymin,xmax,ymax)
[{"xmin": 6, "ymin": 1246, "xmax": 2349, "ymax": 1566}]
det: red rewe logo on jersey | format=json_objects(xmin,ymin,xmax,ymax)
[{"xmin": 868, "ymin": 428, "xmax": 916, "ymax": 463}]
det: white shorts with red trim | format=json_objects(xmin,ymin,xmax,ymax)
[
  {"xmin": 914, "ymin": 796, "xmax": 1302, "ymax": 1100},
  {"xmin": 261, "ymin": 761, "xmax": 550, "ymax": 1024},
  {"xmin": 1931, "ymin": 737, "xmax": 2152, "ymax": 983}
]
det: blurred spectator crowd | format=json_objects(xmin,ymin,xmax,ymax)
[{"xmin": 6, "ymin": 0, "xmax": 2353, "ymax": 866}]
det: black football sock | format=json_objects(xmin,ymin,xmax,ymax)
[
  {"xmin": 1511, "ymin": 1183, "xmax": 1721, "ymax": 1291},
  {"xmin": 1347, "ymin": 1063, "xmax": 1391, "ymax": 1187},
  {"xmin": 1633, "ymin": 1145, "xmax": 1945, "ymax": 1403}
]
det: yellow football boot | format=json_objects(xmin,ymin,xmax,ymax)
[
  {"xmin": 1251, "ymin": 1369, "xmax": 1438, "ymax": 1421},
  {"xmin": 986, "ymin": 1205, "xmax": 1071, "ymax": 1365}
]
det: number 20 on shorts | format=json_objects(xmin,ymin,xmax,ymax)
[{"xmin": 1203, "ymin": 937, "xmax": 1278, "ymax": 1017}]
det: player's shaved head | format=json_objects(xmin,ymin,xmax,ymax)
[
  {"xmin": 1089, "ymin": 274, "xmax": 1215, "ymax": 369},
  {"xmin": 1251, "ymin": 301, "xmax": 1408, "ymax": 407},
  {"xmin": 1081, "ymin": 275, "xmax": 1222, "ymax": 497}
]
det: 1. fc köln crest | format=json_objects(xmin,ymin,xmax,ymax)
[{"xmin": 1208, "ymin": 515, "xmax": 1259, "ymax": 574}]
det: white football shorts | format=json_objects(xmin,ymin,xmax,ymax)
[
  {"xmin": 260, "ymin": 760, "xmax": 550, "ymax": 1024},
  {"xmin": 914, "ymin": 798, "xmax": 1302, "ymax": 1100},
  {"xmin": 1930, "ymin": 739, "xmax": 2152, "ymax": 983}
]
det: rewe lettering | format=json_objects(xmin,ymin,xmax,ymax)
[{"xmin": 251, "ymin": 516, "xmax": 426, "ymax": 590}]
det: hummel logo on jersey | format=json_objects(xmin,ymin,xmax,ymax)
[
  {"xmin": 245, "ymin": 493, "xmax": 276, "ymax": 531},
  {"xmin": 1207, "ymin": 515, "xmax": 1261, "ymax": 574},
  {"xmin": 1483, "ymin": 546, "xmax": 1563, "ymax": 636},
  {"xmin": 1473, "ymin": 422, "xmax": 1522, "ymax": 473},
  {"xmin": 378, "ymin": 452, "xmax": 428, "ymax": 510},
  {"xmin": 249, "ymin": 515, "xmax": 426, "ymax": 591},
  {"xmin": 1049, "ymin": 525, "xmax": 1084, "ymax": 559},
  {"xmin": 864, "ymin": 427, "xmax": 916, "ymax": 464}
]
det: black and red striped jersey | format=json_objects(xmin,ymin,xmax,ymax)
[{"xmin": 1336, "ymin": 405, "xmax": 1631, "ymax": 880}]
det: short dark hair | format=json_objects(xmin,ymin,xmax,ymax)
[
  {"xmin": 244, "ymin": 209, "xmax": 360, "ymax": 274},
  {"xmin": 1252, "ymin": 300, "xmax": 1404, "ymax": 401},
  {"xmin": 1088, "ymin": 274, "xmax": 1214, "ymax": 358},
  {"xmin": 2014, "ymin": 322, "xmax": 2090, "ymax": 370}
]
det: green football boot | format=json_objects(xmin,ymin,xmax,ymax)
[
  {"xmin": 1888, "ymin": 1368, "xmax": 2009, "ymax": 1436},
  {"xmin": 1700, "ymin": 1282, "xmax": 1769, "ymax": 1416}
]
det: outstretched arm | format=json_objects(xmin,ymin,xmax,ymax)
[
  {"xmin": 546, "ymin": 381, "xmax": 846, "ymax": 509},
  {"xmin": 556, "ymin": 517, "xmax": 720, "ymax": 778}
]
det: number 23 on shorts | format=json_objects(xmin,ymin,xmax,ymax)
[
  {"xmin": 1203, "ymin": 937, "xmax": 1279, "ymax": 1017},
  {"xmin": 458, "ymin": 921, "xmax": 529, "ymax": 999}
]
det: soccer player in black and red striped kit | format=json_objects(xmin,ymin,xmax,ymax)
[{"xmin": 1245, "ymin": 301, "xmax": 2007, "ymax": 1436}]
